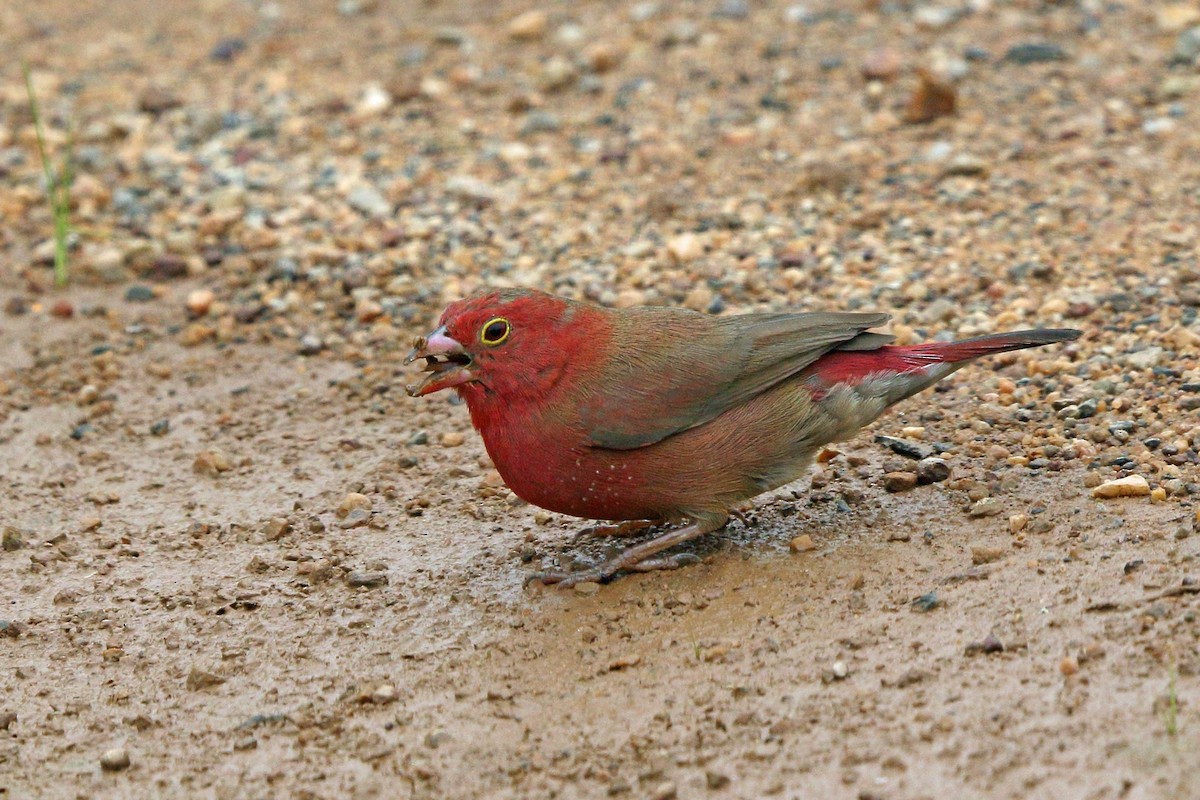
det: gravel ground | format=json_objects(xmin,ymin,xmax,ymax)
[{"xmin": 2, "ymin": 1, "xmax": 1199, "ymax": 798}]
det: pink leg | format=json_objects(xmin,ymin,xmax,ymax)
[{"xmin": 530, "ymin": 512, "xmax": 728, "ymax": 588}]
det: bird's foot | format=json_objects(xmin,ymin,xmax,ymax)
[
  {"xmin": 524, "ymin": 566, "xmax": 604, "ymax": 589},
  {"xmin": 624, "ymin": 553, "xmax": 703, "ymax": 573},
  {"xmin": 526, "ymin": 513, "xmax": 727, "ymax": 589},
  {"xmin": 570, "ymin": 519, "xmax": 658, "ymax": 544},
  {"xmin": 526, "ymin": 553, "xmax": 703, "ymax": 589}
]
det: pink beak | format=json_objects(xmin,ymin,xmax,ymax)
[{"xmin": 404, "ymin": 326, "xmax": 475, "ymax": 396}]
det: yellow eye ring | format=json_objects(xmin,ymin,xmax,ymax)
[{"xmin": 479, "ymin": 317, "xmax": 511, "ymax": 346}]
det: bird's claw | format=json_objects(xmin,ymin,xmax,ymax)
[
  {"xmin": 525, "ymin": 552, "xmax": 702, "ymax": 589},
  {"xmin": 524, "ymin": 567, "xmax": 605, "ymax": 589},
  {"xmin": 570, "ymin": 519, "xmax": 657, "ymax": 544}
]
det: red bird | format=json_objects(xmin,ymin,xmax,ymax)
[{"xmin": 406, "ymin": 288, "xmax": 1079, "ymax": 587}]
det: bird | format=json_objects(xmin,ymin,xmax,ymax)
[{"xmin": 405, "ymin": 287, "xmax": 1080, "ymax": 587}]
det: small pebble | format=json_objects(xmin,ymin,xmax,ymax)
[
  {"xmin": 2, "ymin": 527, "xmax": 25, "ymax": 551},
  {"xmin": 861, "ymin": 47, "xmax": 902, "ymax": 81},
  {"xmin": 186, "ymin": 667, "xmax": 226, "ymax": 690},
  {"xmin": 124, "ymin": 285, "xmax": 156, "ymax": 303},
  {"xmin": 1092, "ymin": 475, "xmax": 1151, "ymax": 499},
  {"xmin": 100, "ymin": 747, "xmax": 131, "ymax": 771},
  {"xmin": 649, "ymin": 782, "xmax": 677, "ymax": 800},
  {"xmin": 916, "ymin": 457, "xmax": 951, "ymax": 484},
  {"xmin": 912, "ymin": 591, "xmax": 939, "ymax": 612},
  {"xmin": 338, "ymin": 508, "xmax": 371, "ymax": 529},
  {"xmin": 298, "ymin": 334, "xmax": 324, "ymax": 356},
  {"xmin": 192, "ymin": 450, "xmax": 233, "ymax": 476},
  {"xmin": 875, "ymin": 435, "xmax": 933, "ymax": 460},
  {"xmin": 1059, "ymin": 656, "xmax": 1079, "ymax": 676},
  {"xmin": 507, "ymin": 9, "xmax": 547, "ymax": 39},
  {"xmin": 371, "ymin": 684, "xmax": 398, "ymax": 704},
  {"xmin": 969, "ymin": 498, "xmax": 1004, "ymax": 517},
  {"xmin": 667, "ymin": 233, "xmax": 703, "ymax": 263},
  {"xmin": 337, "ymin": 492, "xmax": 371, "ymax": 517},
  {"xmin": 883, "ymin": 472, "xmax": 918, "ymax": 492},
  {"xmin": 1004, "ymin": 42, "xmax": 1067, "ymax": 64},
  {"xmin": 346, "ymin": 570, "xmax": 388, "ymax": 588},
  {"xmin": 789, "ymin": 534, "xmax": 817, "ymax": 552},
  {"xmin": 971, "ymin": 545, "xmax": 1005, "ymax": 565},
  {"xmin": 904, "ymin": 69, "xmax": 956, "ymax": 124},
  {"xmin": 608, "ymin": 654, "xmax": 641, "ymax": 670},
  {"xmin": 186, "ymin": 289, "xmax": 215, "ymax": 316},
  {"xmin": 573, "ymin": 580, "xmax": 602, "ymax": 596}
]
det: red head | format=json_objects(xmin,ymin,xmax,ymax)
[{"xmin": 405, "ymin": 288, "xmax": 608, "ymax": 408}]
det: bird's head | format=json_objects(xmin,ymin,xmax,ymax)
[{"xmin": 405, "ymin": 288, "xmax": 601, "ymax": 402}]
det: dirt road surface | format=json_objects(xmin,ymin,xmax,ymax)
[{"xmin": 2, "ymin": 1, "xmax": 1198, "ymax": 798}]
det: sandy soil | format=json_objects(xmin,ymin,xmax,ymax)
[{"xmin": 3, "ymin": 1, "xmax": 1199, "ymax": 799}]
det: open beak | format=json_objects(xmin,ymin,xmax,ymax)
[{"xmin": 404, "ymin": 326, "xmax": 475, "ymax": 397}]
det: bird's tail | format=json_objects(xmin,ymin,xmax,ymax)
[
  {"xmin": 900, "ymin": 329, "xmax": 1082, "ymax": 364},
  {"xmin": 805, "ymin": 328, "xmax": 1081, "ymax": 407}
]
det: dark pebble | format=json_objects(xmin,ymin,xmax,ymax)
[
  {"xmin": 965, "ymin": 631, "xmax": 1005, "ymax": 656},
  {"xmin": 520, "ymin": 111, "xmax": 561, "ymax": 136},
  {"xmin": 210, "ymin": 37, "xmax": 246, "ymax": 62},
  {"xmin": 712, "ymin": 0, "xmax": 749, "ymax": 19},
  {"xmin": 70, "ymin": 423, "xmax": 92, "ymax": 440},
  {"xmin": 875, "ymin": 435, "xmax": 933, "ymax": 460},
  {"xmin": 1003, "ymin": 42, "xmax": 1067, "ymax": 64},
  {"xmin": 234, "ymin": 304, "xmax": 268, "ymax": 323},
  {"xmin": 916, "ymin": 457, "xmax": 951, "ymax": 484},
  {"xmin": 150, "ymin": 419, "xmax": 170, "ymax": 436},
  {"xmin": 149, "ymin": 255, "xmax": 188, "ymax": 281},
  {"xmin": 912, "ymin": 591, "xmax": 939, "ymax": 612},
  {"xmin": 125, "ymin": 285, "xmax": 155, "ymax": 302},
  {"xmin": 0, "ymin": 620, "xmax": 27, "ymax": 638}
]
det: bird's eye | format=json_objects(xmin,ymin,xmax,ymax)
[{"xmin": 480, "ymin": 317, "xmax": 511, "ymax": 346}]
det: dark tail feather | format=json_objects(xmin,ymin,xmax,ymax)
[{"xmin": 920, "ymin": 328, "xmax": 1081, "ymax": 363}]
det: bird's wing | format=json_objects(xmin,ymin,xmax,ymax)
[{"xmin": 579, "ymin": 307, "xmax": 892, "ymax": 449}]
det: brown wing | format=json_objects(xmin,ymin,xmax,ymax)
[{"xmin": 579, "ymin": 307, "xmax": 891, "ymax": 449}]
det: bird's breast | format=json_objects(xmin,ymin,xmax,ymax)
[{"xmin": 475, "ymin": 413, "xmax": 656, "ymax": 520}]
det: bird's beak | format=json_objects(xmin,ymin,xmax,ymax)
[{"xmin": 404, "ymin": 326, "xmax": 475, "ymax": 397}]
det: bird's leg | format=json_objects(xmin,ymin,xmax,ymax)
[
  {"xmin": 530, "ymin": 511, "xmax": 728, "ymax": 589},
  {"xmin": 571, "ymin": 518, "xmax": 659, "ymax": 543}
]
